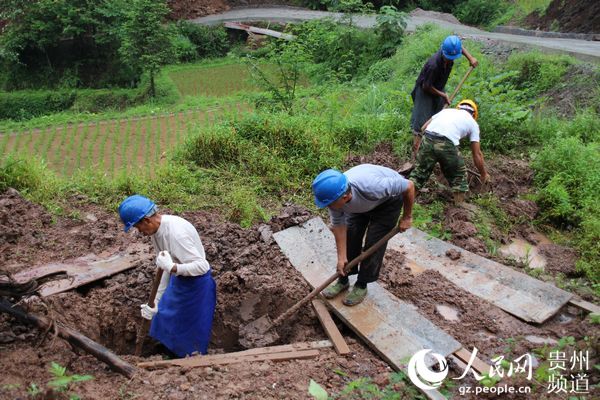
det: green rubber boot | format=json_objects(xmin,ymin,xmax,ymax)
[
  {"xmin": 322, "ymin": 280, "xmax": 350, "ymax": 299},
  {"xmin": 343, "ymin": 286, "xmax": 368, "ymax": 306}
]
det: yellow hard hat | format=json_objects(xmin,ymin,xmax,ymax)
[{"xmin": 457, "ymin": 99, "xmax": 478, "ymax": 120}]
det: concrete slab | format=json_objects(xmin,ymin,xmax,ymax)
[
  {"xmin": 13, "ymin": 251, "xmax": 139, "ymax": 297},
  {"xmin": 273, "ymin": 217, "xmax": 461, "ymax": 371},
  {"xmin": 388, "ymin": 228, "xmax": 573, "ymax": 323}
]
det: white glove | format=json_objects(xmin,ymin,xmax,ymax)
[
  {"xmin": 156, "ymin": 251, "xmax": 174, "ymax": 273},
  {"xmin": 140, "ymin": 303, "xmax": 158, "ymax": 320}
]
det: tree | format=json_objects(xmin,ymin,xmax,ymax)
[
  {"xmin": 375, "ymin": 5, "xmax": 407, "ymax": 57},
  {"xmin": 118, "ymin": 0, "xmax": 174, "ymax": 97}
]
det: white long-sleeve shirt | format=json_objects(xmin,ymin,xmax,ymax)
[{"xmin": 151, "ymin": 215, "xmax": 210, "ymax": 302}]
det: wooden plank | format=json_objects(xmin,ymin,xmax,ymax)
[
  {"xmin": 273, "ymin": 218, "xmax": 461, "ymax": 369},
  {"xmin": 12, "ymin": 251, "xmax": 139, "ymax": 297},
  {"xmin": 223, "ymin": 21, "xmax": 295, "ymax": 40},
  {"xmin": 569, "ymin": 298, "xmax": 600, "ymax": 315},
  {"xmin": 312, "ymin": 299, "xmax": 351, "ymax": 355},
  {"xmin": 387, "ymin": 228, "xmax": 573, "ymax": 323},
  {"xmin": 139, "ymin": 349, "xmax": 320, "ymax": 369},
  {"xmin": 453, "ymin": 348, "xmax": 490, "ymax": 376},
  {"xmin": 138, "ymin": 341, "xmax": 332, "ymax": 369}
]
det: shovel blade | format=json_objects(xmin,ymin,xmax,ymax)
[
  {"xmin": 239, "ymin": 315, "xmax": 280, "ymax": 349},
  {"xmin": 398, "ymin": 162, "xmax": 414, "ymax": 176}
]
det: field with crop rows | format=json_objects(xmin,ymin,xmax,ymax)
[
  {"xmin": 0, "ymin": 103, "xmax": 248, "ymax": 177},
  {"xmin": 169, "ymin": 63, "xmax": 266, "ymax": 97}
]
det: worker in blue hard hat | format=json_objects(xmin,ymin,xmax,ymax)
[
  {"xmin": 312, "ymin": 164, "xmax": 415, "ymax": 306},
  {"xmin": 118, "ymin": 194, "xmax": 216, "ymax": 357},
  {"xmin": 409, "ymin": 35, "xmax": 478, "ymax": 163}
]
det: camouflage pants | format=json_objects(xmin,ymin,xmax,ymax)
[{"xmin": 409, "ymin": 135, "xmax": 468, "ymax": 192}]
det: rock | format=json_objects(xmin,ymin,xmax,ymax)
[
  {"xmin": 85, "ymin": 213, "xmax": 98, "ymax": 222},
  {"xmin": 257, "ymin": 224, "xmax": 273, "ymax": 244},
  {"xmin": 445, "ymin": 249, "xmax": 461, "ymax": 260}
]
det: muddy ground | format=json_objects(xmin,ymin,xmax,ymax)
[
  {"xmin": 524, "ymin": 0, "xmax": 600, "ymax": 34},
  {"xmin": 0, "ymin": 143, "xmax": 599, "ymax": 399}
]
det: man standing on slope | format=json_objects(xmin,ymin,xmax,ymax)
[
  {"xmin": 118, "ymin": 195, "xmax": 216, "ymax": 357},
  {"xmin": 312, "ymin": 164, "xmax": 415, "ymax": 306},
  {"xmin": 410, "ymin": 35, "xmax": 478, "ymax": 162},
  {"xmin": 410, "ymin": 99, "xmax": 490, "ymax": 204}
]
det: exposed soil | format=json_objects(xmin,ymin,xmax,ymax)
[
  {"xmin": 541, "ymin": 63, "xmax": 600, "ymax": 117},
  {"xmin": 409, "ymin": 7, "xmax": 461, "ymax": 25},
  {"xmin": 0, "ymin": 141, "xmax": 597, "ymax": 399},
  {"xmin": 539, "ymin": 243, "xmax": 580, "ymax": 277},
  {"xmin": 344, "ymin": 141, "xmax": 402, "ymax": 171},
  {"xmin": 524, "ymin": 0, "xmax": 600, "ymax": 34},
  {"xmin": 168, "ymin": 0, "xmax": 229, "ymax": 20}
]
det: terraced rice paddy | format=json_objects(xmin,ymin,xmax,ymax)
[{"xmin": 0, "ymin": 104, "xmax": 248, "ymax": 177}]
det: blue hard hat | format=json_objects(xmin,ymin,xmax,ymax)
[
  {"xmin": 312, "ymin": 169, "xmax": 348, "ymax": 208},
  {"xmin": 118, "ymin": 195, "xmax": 156, "ymax": 232},
  {"xmin": 441, "ymin": 35, "xmax": 462, "ymax": 60}
]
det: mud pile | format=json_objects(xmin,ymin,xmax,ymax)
[{"xmin": 0, "ymin": 189, "xmax": 130, "ymax": 274}]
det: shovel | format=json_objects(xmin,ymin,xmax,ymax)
[
  {"xmin": 134, "ymin": 268, "xmax": 163, "ymax": 356},
  {"xmin": 239, "ymin": 222, "xmax": 406, "ymax": 348},
  {"xmin": 400, "ymin": 65, "xmax": 475, "ymax": 176}
]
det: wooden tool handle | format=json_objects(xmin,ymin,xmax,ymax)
[
  {"xmin": 270, "ymin": 225, "xmax": 402, "ymax": 327},
  {"xmin": 134, "ymin": 268, "xmax": 164, "ymax": 356},
  {"xmin": 448, "ymin": 66, "xmax": 474, "ymax": 106}
]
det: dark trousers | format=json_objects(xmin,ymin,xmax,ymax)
[{"xmin": 345, "ymin": 197, "xmax": 403, "ymax": 284}]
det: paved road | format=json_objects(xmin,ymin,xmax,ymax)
[{"xmin": 192, "ymin": 6, "xmax": 600, "ymax": 61}]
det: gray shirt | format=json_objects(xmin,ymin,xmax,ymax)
[{"xmin": 328, "ymin": 164, "xmax": 410, "ymax": 226}]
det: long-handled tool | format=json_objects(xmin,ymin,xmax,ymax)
[
  {"xmin": 134, "ymin": 268, "xmax": 163, "ymax": 356},
  {"xmin": 399, "ymin": 65, "xmax": 475, "ymax": 176},
  {"xmin": 239, "ymin": 222, "xmax": 407, "ymax": 348}
]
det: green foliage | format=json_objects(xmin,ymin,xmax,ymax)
[
  {"xmin": 374, "ymin": 6, "xmax": 407, "ymax": 57},
  {"xmin": 223, "ymin": 184, "xmax": 269, "ymax": 228},
  {"xmin": 47, "ymin": 362, "xmax": 93, "ymax": 393},
  {"xmin": 0, "ymin": 154, "xmax": 60, "ymax": 202},
  {"xmin": 454, "ymin": 0, "xmax": 509, "ymax": 26},
  {"xmin": 505, "ymin": 52, "xmax": 573, "ymax": 94},
  {"xmin": 118, "ymin": 0, "xmax": 173, "ymax": 97},
  {"xmin": 285, "ymin": 19, "xmax": 384, "ymax": 82},
  {"xmin": 0, "ymin": 90, "xmax": 76, "ymax": 120},
  {"xmin": 0, "ymin": 0, "xmax": 134, "ymax": 89},
  {"xmin": 309, "ymin": 371, "xmax": 425, "ymax": 399},
  {"xmin": 246, "ymin": 39, "xmax": 310, "ymax": 114},
  {"xmin": 170, "ymin": 33, "xmax": 197, "ymax": 63},
  {"xmin": 72, "ymin": 88, "xmax": 142, "ymax": 113},
  {"xmin": 25, "ymin": 362, "xmax": 93, "ymax": 400},
  {"xmin": 413, "ymin": 201, "xmax": 449, "ymax": 240},
  {"xmin": 532, "ymin": 136, "xmax": 600, "ymax": 282},
  {"xmin": 175, "ymin": 21, "xmax": 230, "ymax": 59}
]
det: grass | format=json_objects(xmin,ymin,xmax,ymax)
[{"xmin": 0, "ymin": 24, "xmax": 598, "ymax": 292}]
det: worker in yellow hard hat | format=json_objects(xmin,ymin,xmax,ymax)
[{"xmin": 409, "ymin": 99, "xmax": 489, "ymax": 204}]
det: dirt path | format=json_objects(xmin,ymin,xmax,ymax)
[{"xmin": 192, "ymin": 6, "xmax": 600, "ymax": 61}]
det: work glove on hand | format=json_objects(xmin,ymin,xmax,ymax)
[
  {"xmin": 140, "ymin": 303, "xmax": 158, "ymax": 320},
  {"xmin": 156, "ymin": 250, "xmax": 174, "ymax": 273}
]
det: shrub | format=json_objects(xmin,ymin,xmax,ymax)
[
  {"xmin": 455, "ymin": 0, "xmax": 509, "ymax": 26},
  {"xmin": 0, "ymin": 90, "xmax": 76, "ymax": 120},
  {"xmin": 171, "ymin": 33, "xmax": 198, "ymax": 63},
  {"xmin": 505, "ymin": 52, "xmax": 573, "ymax": 94},
  {"xmin": 175, "ymin": 21, "xmax": 230, "ymax": 58},
  {"xmin": 532, "ymin": 136, "xmax": 600, "ymax": 282},
  {"xmin": 72, "ymin": 88, "xmax": 142, "ymax": 113}
]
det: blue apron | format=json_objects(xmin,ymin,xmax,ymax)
[{"xmin": 150, "ymin": 271, "xmax": 216, "ymax": 357}]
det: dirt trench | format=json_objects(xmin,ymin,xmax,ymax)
[{"xmin": 0, "ymin": 142, "xmax": 597, "ymax": 398}]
